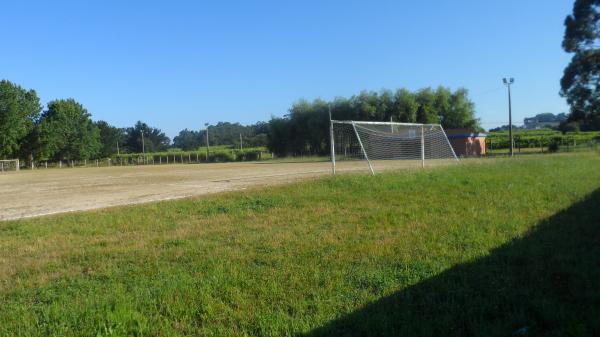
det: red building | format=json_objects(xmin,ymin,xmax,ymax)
[{"xmin": 445, "ymin": 129, "xmax": 487, "ymax": 157}]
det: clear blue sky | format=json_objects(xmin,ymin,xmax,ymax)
[{"xmin": 1, "ymin": 0, "xmax": 573, "ymax": 137}]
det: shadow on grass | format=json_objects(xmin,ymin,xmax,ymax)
[{"xmin": 302, "ymin": 189, "xmax": 600, "ymax": 337}]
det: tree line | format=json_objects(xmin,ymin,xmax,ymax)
[
  {"xmin": 0, "ymin": 79, "xmax": 173, "ymax": 161},
  {"xmin": 173, "ymin": 122, "xmax": 268, "ymax": 151},
  {"xmin": 268, "ymin": 87, "xmax": 480, "ymax": 156},
  {"xmin": 1, "ymin": 79, "xmax": 481, "ymax": 161},
  {"xmin": 0, "ymin": 80, "xmax": 270, "ymax": 162}
]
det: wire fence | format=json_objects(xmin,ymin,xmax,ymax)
[
  {"xmin": 9, "ymin": 150, "xmax": 276, "ymax": 171},
  {"xmin": 486, "ymin": 137, "xmax": 599, "ymax": 156}
]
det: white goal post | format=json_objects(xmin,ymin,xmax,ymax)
[
  {"xmin": 329, "ymin": 120, "xmax": 458, "ymax": 175},
  {"xmin": 0, "ymin": 159, "xmax": 20, "ymax": 172}
]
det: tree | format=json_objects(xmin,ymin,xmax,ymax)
[
  {"xmin": 354, "ymin": 91, "xmax": 379, "ymax": 121},
  {"xmin": 0, "ymin": 80, "xmax": 42, "ymax": 159},
  {"xmin": 173, "ymin": 129, "xmax": 202, "ymax": 150},
  {"xmin": 36, "ymin": 99, "xmax": 101, "ymax": 160},
  {"xmin": 125, "ymin": 121, "xmax": 170, "ymax": 153},
  {"xmin": 267, "ymin": 117, "xmax": 292, "ymax": 156},
  {"xmin": 560, "ymin": 0, "xmax": 600, "ymax": 130},
  {"xmin": 415, "ymin": 88, "xmax": 438, "ymax": 124},
  {"xmin": 392, "ymin": 89, "xmax": 417, "ymax": 123},
  {"xmin": 95, "ymin": 121, "xmax": 126, "ymax": 157},
  {"xmin": 434, "ymin": 86, "xmax": 452, "ymax": 125},
  {"xmin": 444, "ymin": 88, "xmax": 480, "ymax": 130}
]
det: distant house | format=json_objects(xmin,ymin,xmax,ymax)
[
  {"xmin": 524, "ymin": 113, "xmax": 566, "ymax": 129},
  {"xmin": 446, "ymin": 129, "xmax": 487, "ymax": 157}
]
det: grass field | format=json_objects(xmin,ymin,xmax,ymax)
[{"xmin": 1, "ymin": 153, "xmax": 599, "ymax": 336}]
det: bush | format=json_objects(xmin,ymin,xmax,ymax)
[
  {"xmin": 234, "ymin": 150, "xmax": 261, "ymax": 161},
  {"xmin": 208, "ymin": 152, "xmax": 234, "ymax": 162},
  {"xmin": 548, "ymin": 140, "xmax": 560, "ymax": 153}
]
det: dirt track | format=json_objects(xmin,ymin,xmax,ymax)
[{"xmin": 0, "ymin": 160, "xmax": 434, "ymax": 221}]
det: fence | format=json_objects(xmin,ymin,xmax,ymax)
[
  {"xmin": 19, "ymin": 149, "xmax": 276, "ymax": 170},
  {"xmin": 486, "ymin": 136, "xmax": 599, "ymax": 156}
]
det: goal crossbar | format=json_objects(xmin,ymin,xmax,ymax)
[{"xmin": 331, "ymin": 120, "xmax": 437, "ymax": 127}]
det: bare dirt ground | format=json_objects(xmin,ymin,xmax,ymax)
[{"xmin": 0, "ymin": 159, "xmax": 443, "ymax": 221}]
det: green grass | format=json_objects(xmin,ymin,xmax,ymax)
[{"xmin": 1, "ymin": 153, "xmax": 599, "ymax": 336}]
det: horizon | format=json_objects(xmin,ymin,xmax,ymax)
[{"xmin": 2, "ymin": 0, "xmax": 572, "ymax": 138}]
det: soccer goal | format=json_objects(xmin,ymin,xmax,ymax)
[
  {"xmin": 0, "ymin": 159, "xmax": 20, "ymax": 172},
  {"xmin": 329, "ymin": 120, "xmax": 458, "ymax": 175}
]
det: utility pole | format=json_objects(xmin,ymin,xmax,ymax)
[
  {"xmin": 205, "ymin": 123, "xmax": 210, "ymax": 158},
  {"xmin": 240, "ymin": 133, "xmax": 243, "ymax": 151},
  {"xmin": 503, "ymin": 78, "xmax": 515, "ymax": 157},
  {"xmin": 116, "ymin": 141, "xmax": 120, "ymax": 155}
]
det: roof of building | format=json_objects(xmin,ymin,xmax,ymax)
[
  {"xmin": 446, "ymin": 133, "xmax": 487, "ymax": 139},
  {"xmin": 445, "ymin": 129, "xmax": 487, "ymax": 138}
]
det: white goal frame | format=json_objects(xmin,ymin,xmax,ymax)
[
  {"xmin": 0, "ymin": 159, "xmax": 20, "ymax": 172},
  {"xmin": 329, "ymin": 120, "xmax": 458, "ymax": 175}
]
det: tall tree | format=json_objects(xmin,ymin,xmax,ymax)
[
  {"xmin": 267, "ymin": 117, "xmax": 292, "ymax": 156},
  {"xmin": 36, "ymin": 99, "xmax": 101, "ymax": 160},
  {"xmin": 173, "ymin": 129, "xmax": 202, "ymax": 150},
  {"xmin": 434, "ymin": 86, "xmax": 452, "ymax": 125},
  {"xmin": 125, "ymin": 121, "xmax": 170, "ymax": 153},
  {"xmin": 560, "ymin": 0, "xmax": 600, "ymax": 130},
  {"xmin": 445, "ymin": 88, "xmax": 480, "ymax": 130},
  {"xmin": 0, "ymin": 80, "xmax": 42, "ymax": 159},
  {"xmin": 415, "ymin": 88, "xmax": 438, "ymax": 124},
  {"xmin": 393, "ymin": 89, "xmax": 418, "ymax": 123},
  {"xmin": 95, "ymin": 121, "xmax": 126, "ymax": 157}
]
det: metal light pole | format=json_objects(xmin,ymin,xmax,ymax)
[
  {"xmin": 205, "ymin": 123, "xmax": 210, "ymax": 158},
  {"xmin": 503, "ymin": 78, "xmax": 515, "ymax": 157}
]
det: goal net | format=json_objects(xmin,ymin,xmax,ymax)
[
  {"xmin": 0, "ymin": 159, "xmax": 20, "ymax": 172},
  {"xmin": 330, "ymin": 121, "xmax": 457, "ymax": 174}
]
